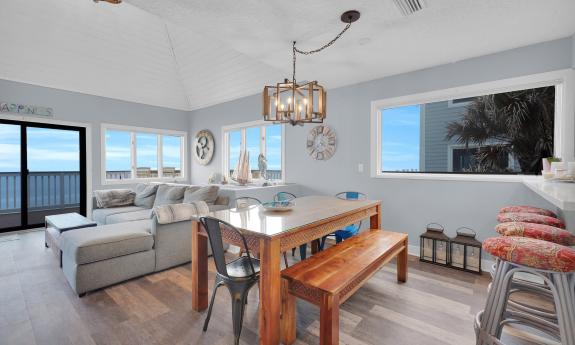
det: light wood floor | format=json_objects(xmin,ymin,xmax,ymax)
[{"xmin": 0, "ymin": 230, "xmax": 559, "ymax": 345}]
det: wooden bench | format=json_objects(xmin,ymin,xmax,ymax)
[{"xmin": 280, "ymin": 229, "xmax": 408, "ymax": 345}]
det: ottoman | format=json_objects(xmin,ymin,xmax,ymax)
[{"xmin": 60, "ymin": 219, "xmax": 155, "ymax": 296}]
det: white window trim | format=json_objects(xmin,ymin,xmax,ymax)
[
  {"xmin": 221, "ymin": 120, "xmax": 286, "ymax": 183},
  {"xmin": 370, "ymin": 69, "xmax": 575, "ymax": 182},
  {"xmin": 101, "ymin": 123, "xmax": 187, "ymax": 185}
]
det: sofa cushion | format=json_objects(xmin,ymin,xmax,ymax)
[
  {"xmin": 153, "ymin": 201, "xmax": 209, "ymax": 224},
  {"xmin": 183, "ymin": 185, "xmax": 219, "ymax": 205},
  {"xmin": 60, "ymin": 220, "xmax": 153, "ymax": 265},
  {"xmin": 134, "ymin": 183, "xmax": 159, "ymax": 208},
  {"xmin": 92, "ymin": 206, "xmax": 147, "ymax": 225},
  {"xmin": 94, "ymin": 189, "xmax": 135, "ymax": 208},
  {"xmin": 153, "ymin": 184, "xmax": 187, "ymax": 207},
  {"xmin": 105, "ymin": 209, "xmax": 153, "ymax": 224}
]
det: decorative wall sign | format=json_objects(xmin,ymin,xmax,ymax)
[
  {"xmin": 306, "ymin": 125, "xmax": 336, "ymax": 160},
  {"xmin": 193, "ymin": 130, "xmax": 214, "ymax": 165},
  {"xmin": 0, "ymin": 102, "xmax": 54, "ymax": 117}
]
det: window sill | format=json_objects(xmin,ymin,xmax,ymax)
[
  {"xmin": 103, "ymin": 177, "xmax": 187, "ymax": 185},
  {"xmin": 372, "ymin": 173, "xmax": 539, "ymax": 183}
]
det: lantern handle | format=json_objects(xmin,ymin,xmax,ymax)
[
  {"xmin": 456, "ymin": 227, "xmax": 476, "ymax": 237},
  {"xmin": 426, "ymin": 222, "xmax": 444, "ymax": 232}
]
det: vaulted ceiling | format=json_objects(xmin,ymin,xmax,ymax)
[{"xmin": 1, "ymin": 0, "xmax": 574, "ymax": 111}]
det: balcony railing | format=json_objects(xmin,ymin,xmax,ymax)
[
  {"xmin": 105, "ymin": 169, "xmax": 182, "ymax": 180},
  {"xmin": 0, "ymin": 171, "xmax": 80, "ymax": 214}
]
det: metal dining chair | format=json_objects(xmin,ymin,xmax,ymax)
[
  {"xmin": 274, "ymin": 191, "xmax": 296, "ymax": 203},
  {"xmin": 319, "ymin": 191, "xmax": 367, "ymax": 250},
  {"xmin": 199, "ymin": 217, "xmax": 260, "ymax": 345},
  {"xmin": 234, "ymin": 196, "xmax": 290, "ymax": 267},
  {"xmin": 274, "ymin": 192, "xmax": 311, "ymax": 260},
  {"xmin": 233, "ymin": 196, "xmax": 262, "ymax": 209}
]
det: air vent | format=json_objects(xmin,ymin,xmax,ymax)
[{"xmin": 393, "ymin": 0, "xmax": 427, "ymax": 16}]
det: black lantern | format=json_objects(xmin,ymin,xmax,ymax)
[
  {"xmin": 420, "ymin": 223, "xmax": 450, "ymax": 266},
  {"xmin": 450, "ymin": 227, "xmax": 482, "ymax": 274}
]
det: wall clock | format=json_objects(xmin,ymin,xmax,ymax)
[
  {"xmin": 306, "ymin": 125, "xmax": 336, "ymax": 160},
  {"xmin": 194, "ymin": 130, "xmax": 214, "ymax": 165}
]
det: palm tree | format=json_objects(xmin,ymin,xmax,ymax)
[{"xmin": 445, "ymin": 87, "xmax": 555, "ymax": 174}]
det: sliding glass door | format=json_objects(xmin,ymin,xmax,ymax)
[{"xmin": 0, "ymin": 119, "xmax": 86, "ymax": 232}]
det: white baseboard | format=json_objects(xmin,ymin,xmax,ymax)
[{"xmin": 408, "ymin": 244, "xmax": 493, "ymax": 273}]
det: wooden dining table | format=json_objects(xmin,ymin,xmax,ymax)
[{"xmin": 191, "ymin": 195, "xmax": 382, "ymax": 345}]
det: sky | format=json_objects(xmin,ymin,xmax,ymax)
[
  {"xmin": 0, "ymin": 124, "xmax": 80, "ymax": 172},
  {"xmin": 381, "ymin": 105, "xmax": 420, "ymax": 171},
  {"xmin": 229, "ymin": 124, "xmax": 282, "ymax": 172}
]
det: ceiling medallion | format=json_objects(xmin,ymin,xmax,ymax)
[{"xmin": 262, "ymin": 10, "xmax": 360, "ymax": 126}]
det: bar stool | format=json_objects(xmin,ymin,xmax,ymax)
[
  {"xmin": 499, "ymin": 205, "xmax": 557, "ymax": 218},
  {"xmin": 491, "ymin": 222, "xmax": 574, "ymax": 322},
  {"xmin": 495, "ymin": 222, "xmax": 575, "ymax": 246},
  {"xmin": 497, "ymin": 212, "xmax": 565, "ymax": 229},
  {"xmin": 475, "ymin": 236, "xmax": 575, "ymax": 345}
]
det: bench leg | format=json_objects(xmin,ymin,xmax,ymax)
[
  {"xmin": 281, "ymin": 280, "xmax": 296, "ymax": 345},
  {"xmin": 320, "ymin": 294, "xmax": 339, "ymax": 345},
  {"xmin": 397, "ymin": 240, "xmax": 408, "ymax": 283}
]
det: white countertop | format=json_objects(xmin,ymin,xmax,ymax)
[{"xmin": 523, "ymin": 177, "xmax": 575, "ymax": 211}]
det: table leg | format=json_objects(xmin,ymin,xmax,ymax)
[
  {"xmin": 319, "ymin": 293, "xmax": 339, "ymax": 345},
  {"xmin": 370, "ymin": 203, "xmax": 381, "ymax": 229},
  {"xmin": 397, "ymin": 238, "xmax": 408, "ymax": 283},
  {"xmin": 192, "ymin": 221, "xmax": 208, "ymax": 311},
  {"xmin": 281, "ymin": 279, "xmax": 296, "ymax": 345},
  {"xmin": 311, "ymin": 239, "xmax": 320, "ymax": 254},
  {"xmin": 259, "ymin": 237, "xmax": 281, "ymax": 345}
]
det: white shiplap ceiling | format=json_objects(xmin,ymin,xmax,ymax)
[{"xmin": 1, "ymin": 0, "xmax": 575, "ymax": 111}]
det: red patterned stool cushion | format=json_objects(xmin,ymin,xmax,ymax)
[
  {"xmin": 497, "ymin": 212, "xmax": 565, "ymax": 229},
  {"xmin": 499, "ymin": 205, "xmax": 557, "ymax": 218},
  {"xmin": 483, "ymin": 237, "xmax": 575, "ymax": 272},
  {"xmin": 496, "ymin": 222, "xmax": 575, "ymax": 246}
]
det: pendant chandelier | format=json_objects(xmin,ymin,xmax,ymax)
[{"xmin": 262, "ymin": 10, "xmax": 360, "ymax": 126}]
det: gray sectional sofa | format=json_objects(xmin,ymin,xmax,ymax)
[{"xmin": 59, "ymin": 183, "xmax": 232, "ymax": 296}]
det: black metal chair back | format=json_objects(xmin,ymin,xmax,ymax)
[
  {"xmin": 198, "ymin": 216, "xmax": 260, "ymax": 345},
  {"xmin": 199, "ymin": 217, "xmax": 257, "ymax": 279}
]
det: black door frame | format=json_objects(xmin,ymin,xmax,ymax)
[{"xmin": 0, "ymin": 119, "xmax": 87, "ymax": 232}]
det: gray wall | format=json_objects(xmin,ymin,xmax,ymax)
[
  {"xmin": 190, "ymin": 37, "xmax": 574, "ymax": 247},
  {"xmin": 0, "ymin": 79, "xmax": 190, "ymax": 192}
]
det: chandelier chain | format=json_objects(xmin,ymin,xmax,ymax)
[{"xmin": 292, "ymin": 21, "xmax": 352, "ymax": 84}]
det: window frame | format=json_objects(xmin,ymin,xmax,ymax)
[
  {"xmin": 101, "ymin": 123, "xmax": 187, "ymax": 185},
  {"xmin": 221, "ymin": 120, "xmax": 286, "ymax": 183},
  {"xmin": 370, "ymin": 69, "xmax": 575, "ymax": 182}
]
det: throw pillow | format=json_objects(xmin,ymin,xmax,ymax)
[
  {"xmin": 183, "ymin": 185, "xmax": 220, "ymax": 205},
  {"xmin": 153, "ymin": 201, "xmax": 210, "ymax": 224},
  {"xmin": 94, "ymin": 189, "xmax": 135, "ymax": 208},
  {"xmin": 134, "ymin": 183, "xmax": 159, "ymax": 208},
  {"xmin": 153, "ymin": 184, "xmax": 187, "ymax": 207}
]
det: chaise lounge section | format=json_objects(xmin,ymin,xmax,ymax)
[{"xmin": 58, "ymin": 183, "xmax": 231, "ymax": 296}]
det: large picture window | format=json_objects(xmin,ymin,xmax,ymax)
[
  {"xmin": 371, "ymin": 69, "xmax": 575, "ymax": 180},
  {"xmin": 102, "ymin": 124, "xmax": 186, "ymax": 183},
  {"xmin": 222, "ymin": 121, "xmax": 284, "ymax": 182}
]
